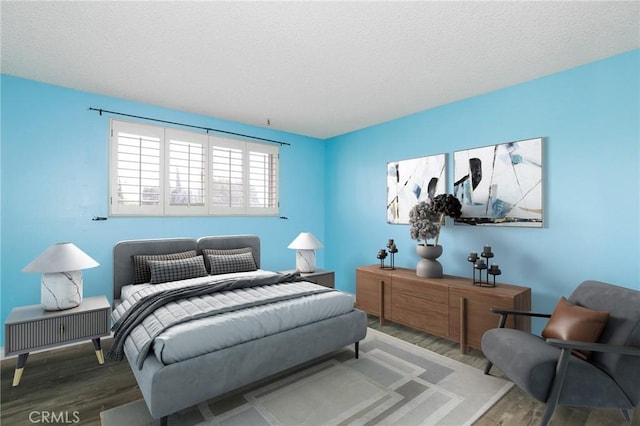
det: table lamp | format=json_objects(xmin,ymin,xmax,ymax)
[
  {"xmin": 287, "ymin": 232, "xmax": 323, "ymax": 273},
  {"xmin": 22, "ymin": 242, "xmax": 99, "ymax": 311}
]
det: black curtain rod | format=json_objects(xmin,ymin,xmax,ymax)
[{"xmin": 88, "ymin": 107, "xmax": 290, "ymax": 146}]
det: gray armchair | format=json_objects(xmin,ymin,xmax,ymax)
[{"xmin": 482, "ymin": 280, "xmax": 640, "ymax": 425}]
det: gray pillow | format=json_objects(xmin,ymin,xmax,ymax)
[
  {"xmin": 207, "ymin": 252, "xmax": 257, "ymax": 275},
  {"xmin": 148, "ymin": 255, "xmax": 208, "ymax": 284},
  {"xmin": 202, "ymin": 247, "xmax": 254, "ymax": 273},
  {"xmin": 133, "ymin": 250, "xmax": 198, "ymax": 284}
]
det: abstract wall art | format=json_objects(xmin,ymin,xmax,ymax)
[
  {"xmin": 453, "ymin": 137, "xmax": 543, "ymax": 227},
  {"xmin": 387, "ymin": 153, "xmax": 446, "ymax": 224}
]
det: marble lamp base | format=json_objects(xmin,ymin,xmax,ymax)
[
  {"xmin": 295, "ymin": 250, "xmax": 316, "ymax": 273},
  {"xmin": 41, "ymin": 271, "xmax": 83, "ymax": 311}
]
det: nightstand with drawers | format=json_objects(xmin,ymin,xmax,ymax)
[
  {"xmin": 280, "ymin": 269, "xmax": 335, "ymax": 288},
  {"xmin": 4, "ymin": 295, "xmax": 111, "ymax": 386}
]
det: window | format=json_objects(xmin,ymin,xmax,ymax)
[
  {"xmin": 210, "ymin": 138, "xmax": 244, "ymax": 214},
  {"xmin": 110, "ymin": 120, "xmax": 279, "ymax": 216},
  {"xmin": 165, "ymin": 129, "xmax": 207, "ymax": 215},
  {"xmin": 248, "ymin": 145, "xmax": 279, "ymax": 212}
]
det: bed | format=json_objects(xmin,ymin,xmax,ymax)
[{"xmin": 111, "ymin": 235, "xmax": 367, "ymax": 424}]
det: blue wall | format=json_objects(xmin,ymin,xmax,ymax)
[
  {"xmin": 0, "ymin": 75, "xmax": 326, "ymax": 343},
  {"xmin": 325, "ymin": 50, "xmax": 640, "ymax": 333},
  {"xmin": 1, "ymin": 50, "xmax": 638, "ymax": 343}
]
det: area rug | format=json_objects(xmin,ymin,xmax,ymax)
[{"xmin": 101, "ymin": 328, "xmax": 512, "ymax": 425}]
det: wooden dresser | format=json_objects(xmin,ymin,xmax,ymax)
[{"xmin": 356, "ymin": 265, "xmax": 531, "ymax": 353}]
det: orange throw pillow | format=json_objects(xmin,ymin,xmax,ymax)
[{"xmin": 541, "ymin": 297, "xmax": 609, "ymax": 360}]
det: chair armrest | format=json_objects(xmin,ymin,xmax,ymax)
[
  {"xmin": 489, "ymin": 307, "xmax": 551, "ymax": 328},
  {"xmin": 546, "ymin": 338, "xmax": 640, "ymax": 356},
  {"xmin": 490, "ymin": 307, "xmax": 551, "ymax": 318}
]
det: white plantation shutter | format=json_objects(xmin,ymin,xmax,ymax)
[
  {"xmin": 247, "ymin": 142, "xmax": 279, "ymax": 215},
  {"xmin": 109, "ymin": 120, "xmax": 279, "ymax": 216},
  {"xmin": 110, "ymin": 121, "xmax": 163, "ymax": 215},
  {"xmin": 165, "ymin": 129, "xmax": 208, "ymax": 215},
  {"xmin": 210, "ymin": 137, "xmax": 244, "ymax": 214}
]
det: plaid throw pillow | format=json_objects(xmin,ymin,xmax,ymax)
[
  {"xmin": 207, "ymin": 252, "xmax": 257, "ymax": 275},
  {"xmin": 202, "ymin": 247, "xmax": 254, "ymax": 273},
  {"xmin": 133, "ymin": 250, "xmax": 197, "ymax": 284},
  {"xmin": 148, "ymin": 255, "xmax": 208, "ymax": 284}
]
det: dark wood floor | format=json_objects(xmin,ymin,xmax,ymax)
[
  {"xmin": 1, "ymin": 339, "xmax": 139, "ymax": 426},
  {"xmin": 1, "ymin": 318, "xmax": 638, "ymax": 425}
]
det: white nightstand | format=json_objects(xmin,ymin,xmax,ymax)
[{"xmin": 4, "ymin": 295, "xmax": 111, "ymax": 386}]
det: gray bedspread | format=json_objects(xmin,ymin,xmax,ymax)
[{"xmin": 108, "ymin": 272, "xmax": 332, "ymax": 368}]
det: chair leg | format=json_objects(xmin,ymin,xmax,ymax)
[
  {"xmin": 540, "ymin": 400, "xmax": 558, "ymax": 426},
  {"xmin": 620, "ymin": 409, "xmax": 631, "ymax": 422},
  {"xmin": 483, "ymin": 312, "xmax": 508, "ymax": 375}
]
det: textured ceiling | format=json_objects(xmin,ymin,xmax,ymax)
[{"xmin": 1, "ymin": 1, "xmax": 638, "ymax": 139}]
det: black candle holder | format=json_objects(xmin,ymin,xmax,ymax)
[
  {"xmin": 386, "ymin": 239, "xmax": 398, "ymax": 270},
  {"xmin": 377, "ymin": 249, "xmax": 388, "ymax": 269},
  {"xmin": 487, "ymin": 266, "xmax": 502, "ymax": 287},
  {"xmin": 467, "ymin": 246, "xmax": 501, "ymax": 287}
]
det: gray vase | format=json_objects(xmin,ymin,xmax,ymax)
[{"xmin": 416, "ymin": 244, "xmax": 443, "ymax": 278}]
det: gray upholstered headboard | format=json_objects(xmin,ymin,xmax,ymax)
[{"xmin": 112, "ymin": 235, "xmax": 261, "ymax": 300}]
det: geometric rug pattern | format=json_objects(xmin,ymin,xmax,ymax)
[{"xmin": 101, "ymin": 328, "xmax": 512, "ymax": 425}]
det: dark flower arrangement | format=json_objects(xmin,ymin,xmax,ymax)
[{"xmin": 408, "ymin": 194, "xmax": 462, "ymax": 246}]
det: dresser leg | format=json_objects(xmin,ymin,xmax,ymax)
[
  {"xmin": 12, "ymin": 353, "xmax": 29, "ymax": 386},
  {"xmin": 92, "ymin": 338, "xmax": 104, "ymax": 364},
  {"xmin": 378, "ymin": 280, "xmax": 386, "ymax": 325},
  {"xmin": 460, "ymin": 297, "xmax": 468, "ymax": 354}
]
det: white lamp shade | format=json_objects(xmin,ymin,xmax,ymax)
[
  {"xmin": 22, "ymin": 242, "xmax": 99, "ymax": 273},
  {"xmin": 287, "ymin": 232, "xmax": 324, "ymax": 250},
  {"xmin": 288, "ymin": 232, "xmax": 323, "ymax": 273},
  {"xmin": 23, "ymin": 243, "xmax": 99, "ymax": 311}
]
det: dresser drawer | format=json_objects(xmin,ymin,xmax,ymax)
[
  {"xmin": 449, "ymin": 284, "xmax": 531, "ymax": 349},
  {"xmin": 392, "ymin": 277, "xmax": 448, "ymax": 302},
  {"xmin": 391, "ymin": 277, "xmax": 448, "ymax": 336}
]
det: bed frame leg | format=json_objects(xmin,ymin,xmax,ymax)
[
  {"xmin": 355, "ymin": 341, "xmax": 360, "ymax": 359},
  {"xmin": 151, "ymin": 416, "xmax": 168, "ymax": 426}
]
